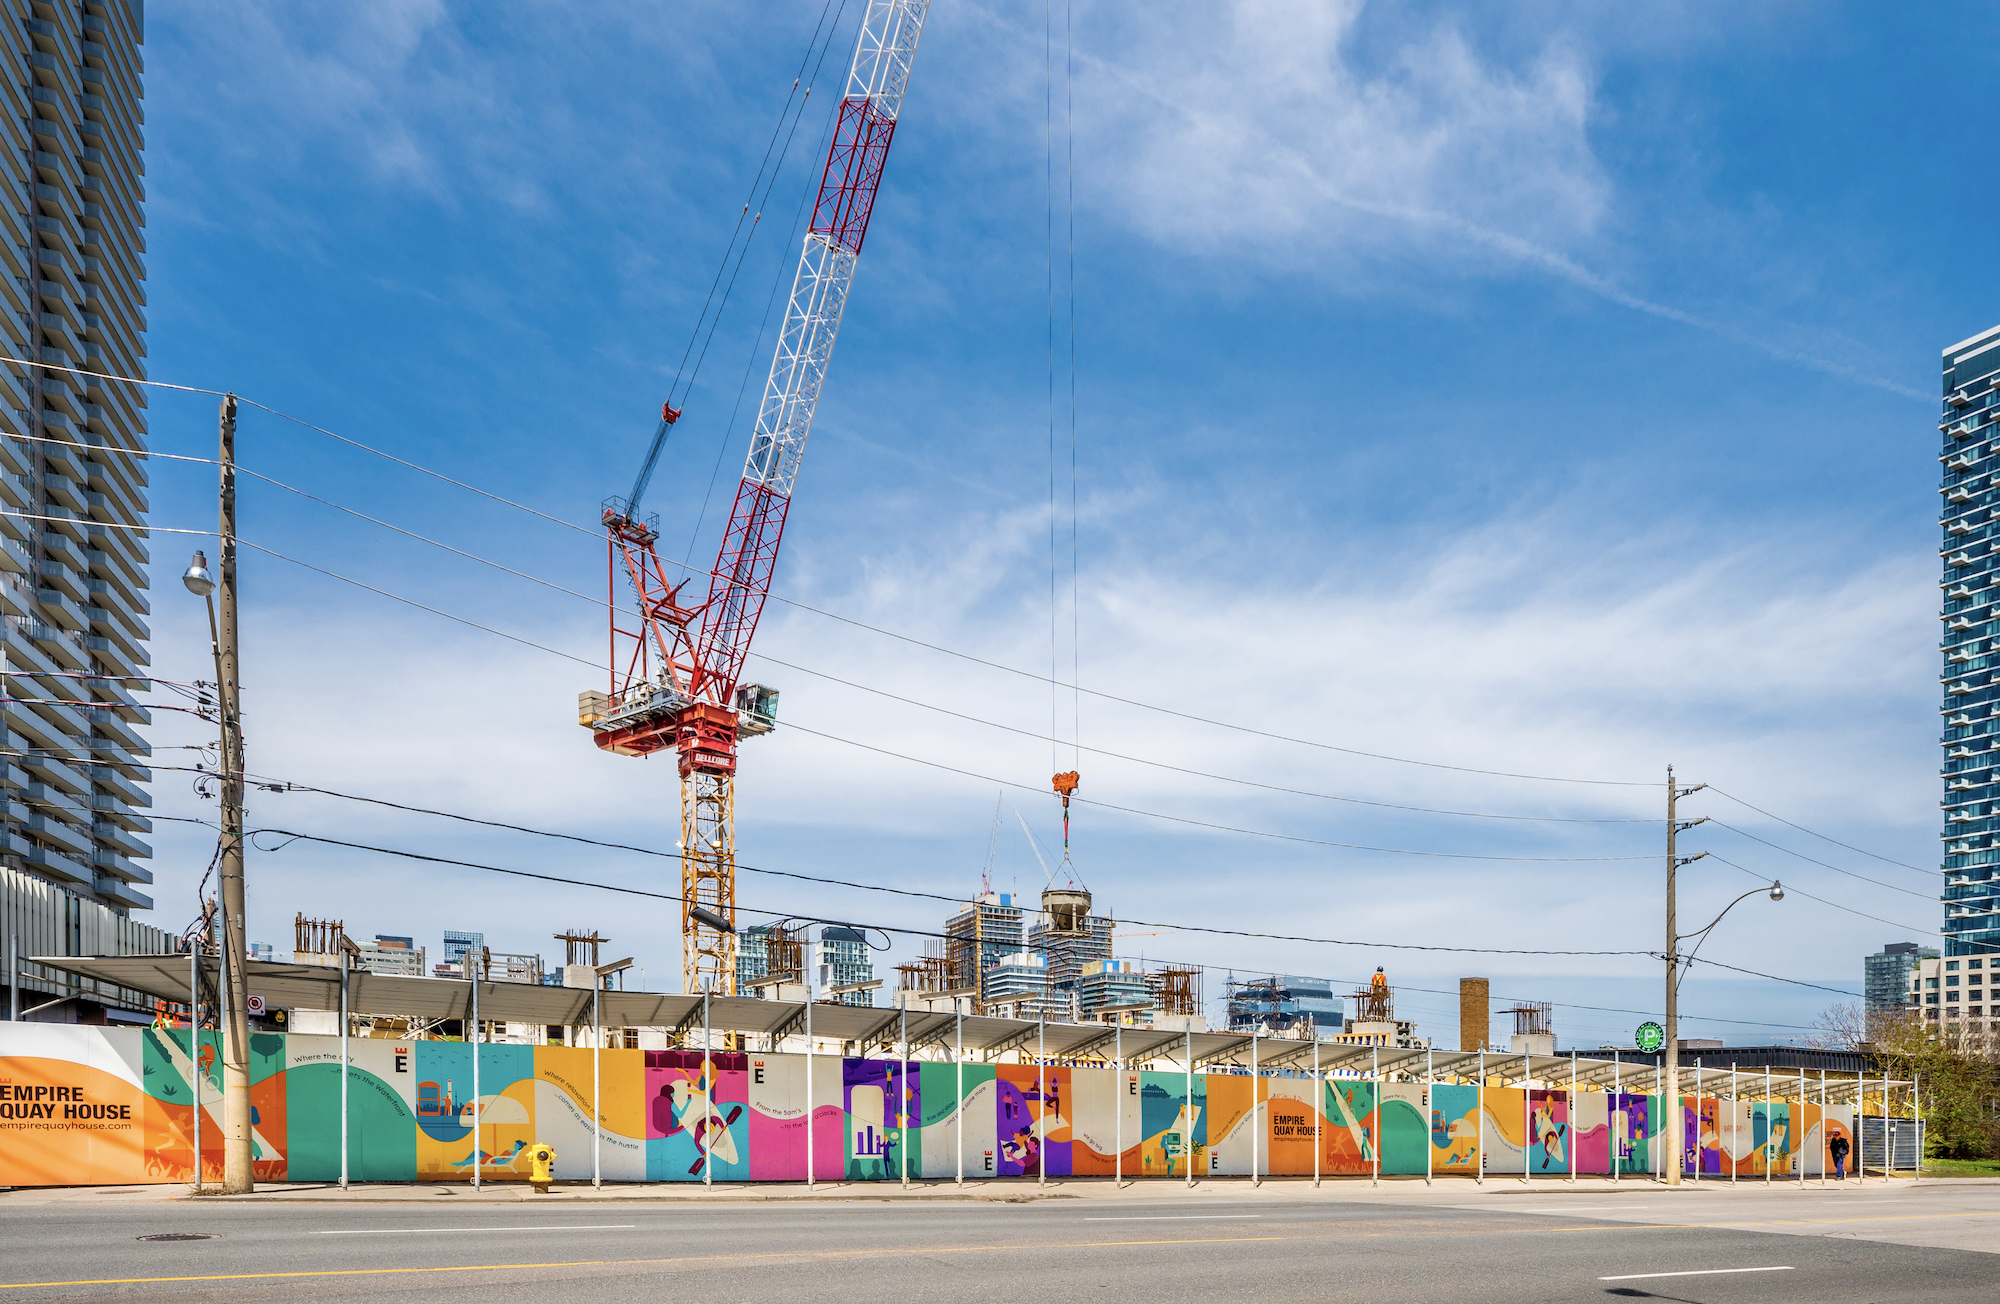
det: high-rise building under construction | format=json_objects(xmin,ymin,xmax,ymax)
[{"xmin": 0, "ymin": 0, "xmax": 162, "ymax": 1023}]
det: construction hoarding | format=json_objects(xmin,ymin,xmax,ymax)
[{"xmin": 2, "ymin": 1025, "xmax": 1860, "ymax": 1186}]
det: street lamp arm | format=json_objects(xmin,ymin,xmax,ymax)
[{"xmin": 1674, "ymin": 881, "xmax": 1783, "ymax": 986}]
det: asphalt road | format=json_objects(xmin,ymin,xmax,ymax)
[{"xmin": 4, "ymin": 1183, "xmax": 1996, "ymax": 1302}]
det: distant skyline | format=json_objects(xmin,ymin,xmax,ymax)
[{"xmin": 131, "ymin": 2, "xmax": 1996, "ymax": 1046}]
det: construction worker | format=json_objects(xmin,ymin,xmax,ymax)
[{"xmin": 527, "ymin": 1142, "xmax": 558, "ymax": 1194}]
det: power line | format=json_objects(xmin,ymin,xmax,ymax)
[
  {"xmin": 32, "ymin": 352, "xmax": 1651, "ymax": 788},
  {"xmin": 1706, "ymin": 819, "xmax": 1941, "ymax": 898},
  {"xmin": 201, "ymin": 459, "xmax": 1649, "ymax": 826},
  {"xmin": 241, "ymin": 824, "xmax": 1643, "ymax": 958},
  {"xmin": 1709, "ymin": 852, "xmax": 1992, "ymax": 956},
  {"xmin": 229, "ymin": 821, "xmax": 1841, "ymax": 1030},
  {"xmin": 1706, "ymin": 785, "xmax": 1933, "ymax": 875},
  {"xmin": 777, "ymin": 719, "xmax": 1654, "ymax": 862},
  {"xmin": 233, "ymin": 538, "xmax": 598, "ymax": 670},
  {"xmin": 198, "ymin": 525, "xmax": 1651, "ymax": 856},
  {"xmin": 755, "ymin": 652, "xmax": 1656, "ymax": 824}
]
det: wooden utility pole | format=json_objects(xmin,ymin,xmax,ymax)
[
  {"xmin": 1665, "ymin": 765, "xmax": 1680, "ymax": 1187},
  {"xmin": 215, "ymin": 393, "xmax": 252, "ymax": 1194}
]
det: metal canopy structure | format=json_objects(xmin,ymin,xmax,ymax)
[{"xmin": 26, "ymin": 956, "xmax": 1892, "ymax": 1091}]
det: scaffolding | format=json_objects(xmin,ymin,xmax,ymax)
[
  {"xmin": 1147, "ymin": 966, "xmax": 1202, "ymax": 1018},
  {"xmin": 556, "ymin": 931, "xmax": 606, "ymax": 969}
]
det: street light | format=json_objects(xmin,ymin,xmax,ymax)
[{"xmin": 181, "ymin": 551, "xmax": 215, "ymax": 598}]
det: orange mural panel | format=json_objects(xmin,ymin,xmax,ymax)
[{"xmin": 1, "ymin": 1056, "xmax": 146, "ymax": 1186}]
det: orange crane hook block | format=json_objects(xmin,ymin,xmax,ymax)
[{"xmin": 1052, "ymin": 770, "xmax": 1080, "ymax": 807}]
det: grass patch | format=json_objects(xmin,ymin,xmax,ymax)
[{"xmin": 1920, "ymin": 1157, "xmax": 2000, "ymax": 1178}]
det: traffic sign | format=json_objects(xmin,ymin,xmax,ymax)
[
  {"xmin": 246, "ymin": 994, "xmax": 265, "ymax": 1015},
  {"xmin": 1635, "ymin": 1021, "xmax": 1664, "ymax": 1053}
]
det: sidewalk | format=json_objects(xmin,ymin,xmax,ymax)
[{"xmin": 2, "ymin": 1173, "xmax": 1968, "ymax": 1206}]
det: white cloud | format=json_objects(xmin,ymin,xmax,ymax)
[
  {"xmin": 1071, "ymin": 0, "xmax": 1606, "ymax": 262},
  {"xmin": 140, "ymin": 486, "xmax": 1940, "ymax": 1044}
]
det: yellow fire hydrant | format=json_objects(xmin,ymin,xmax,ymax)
[{"xmin": 527, "ymin": 1142, "xmax": 558, "ymax": 1194}]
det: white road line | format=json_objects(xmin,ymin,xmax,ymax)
[
  {"xmin": 316, "ymin": 1225, "xmax": 637, "ymax": 1235},
  {"xmin": 1509, "ymin": 1207, "xmax": 1649, "ymax": 1213},
  {"xmin": 1599, "ymin": 1267, "xmax": 1794, "ymax": 1282},
  {"xmin": 1081, "ymin": 1215, "xmax": 1264, "ymax": 1222}
]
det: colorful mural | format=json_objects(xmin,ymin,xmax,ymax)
[{"xmin": 0, "ymin": 1026, "xmax": 1864, "ymax": 1187}]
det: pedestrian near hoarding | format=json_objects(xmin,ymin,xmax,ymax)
[{"xmin": 1829, "ymin": 1132, "xmax": 1849, "ymax": 1181}]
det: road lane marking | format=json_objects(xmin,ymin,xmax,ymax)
[
  {"xmin": 0, "ymin": 1236, "xmax": 1295, "ymax": 1290},
  {"xmin": 1600, "ymin": 1267, "xmax": 1793, "ymax": 1281},
  {"xmin": 10, "ymin": 1210, "xmax": 1998, "ymax": 1291},
  {"xmin": 317, "ymin": 1225, "xmax": 637, "ymax": 1235},
  {"xmin": 1082, "ymin": 1216, "xmax": 1263, "ymax": 1222}
]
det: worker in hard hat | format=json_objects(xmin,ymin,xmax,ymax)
[{"xmin": 527, "ymin": 1141, "xmax": 558, "ymax": 1194}]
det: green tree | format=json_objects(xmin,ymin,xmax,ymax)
[{"xmin": 1811, "ymin": 1004, "xmax": 1998, "ymax": 1161}]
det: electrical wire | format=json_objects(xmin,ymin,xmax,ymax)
[
  {"xmin": 232, "ymin": 538, "xmax": 598, "ymax": 670},
  {"xmin": 228, "ymin": 821, "xmax": 1840, "ymax": 1031},
  {"xmin": 173, "ymin": 461, "xmax": 1651, "ymax": 825},
  {"xmin": 241, "ymin": 824, "xmax": 1643, "ymax": 957},
  {"xmin": 754, "ymin": 652, "xmax": 1656, "ymax": 824},
  {"xmin": 19, "ymin": 356, "xmax": 1657, "ymax": 789},
  {"xmin": 0, "ymin": 509, "xmax": 208, "ymax": 536},
  {"xmin": 777, "ymin": 718, "xmax": 1653, "ymax": 861},
  {"xmin": 1707, "ymin": 818, "xmax": 1940, "ymax": 897},
  {"xmin": 663, "ymin": 0, "xmax": 852, "ymax": 414},
  {"xmin": 1709, "ymin": 852, "xmax": 1994, "ymax": 955},
  {"xmin": 1707, "ymin": 786, "xmax": 1935, "ymax": 875},
  {"xmin": 684, "ymin": 54, "xmax": 846, "ymax": 567}
]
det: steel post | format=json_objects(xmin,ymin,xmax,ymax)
[
  {"xmin": 1371, "ymin": 1045, "xmax": 1380, "ymax": 1188},
  {"xmin": 806, "ymin": 975, "xmax": 815, "ymax": 1191},
  {"xmin": 593, "ymin": 983, "xmax": 602, "ymax": 1189},
  {"xmin": 1312, "ymin": 1038, "xmax": 1321, "ymax": 1189},
  {"xmin": 703, "ymin": 982, "xmax": 713, "ymax": 1188},
  {"xmin": 189, "ymin": 949, "xmax": 201, "ymax": 1193},
  {"xmin": 955, "ymin": 1003, "xmax": 964, "ymax": 1187},
  {"xmin": 900, "ymin": 1005, "xmax": 909, "ymax": 1191},
  {"xmin": 1185, "ymin": 1028, "xmax": 1194, "ymax": 1188},
  {"xmin": 339, "ymin": 952, "xmax": 349, "ymax": 1190},
  {"xmin": 471, "ymin": 970, "xmax": 481, "ymax": 1190},
  {"xmin": 1251, "ymin": 1031, "xmax": 1260, "ymax": 1189}
]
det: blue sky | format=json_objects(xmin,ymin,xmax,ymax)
[{"xmin": 129, "ymin": 1, "xmax": 1995, "ymax": 1046}]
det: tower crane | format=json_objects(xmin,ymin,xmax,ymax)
[{"xmin": 579, "ymin": 0, "xmax": 932, "ymax": 997}]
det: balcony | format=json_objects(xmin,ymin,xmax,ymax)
[
  {"xmin": 1948, "ymin": 487, "xmax": 1977, "ymax": 504},
  {"xmin": 25, "ymin": 843, "xmax": 92, "ymax": 886},
  {"xmin": 1949, "ymin": 519, "xmax": 1977, "ymax": 535},
  {"xmin": 1949, "ymin": 585, "xmax": 1976, "ymax": 600},
  {"xmin": 90, "ymin": 820, "xmax": 149, "ymax": 860},
  {"xmin": 26, "ymin": 812, "xmax": 92, "ymax": 858},
  {"xmin": 1950, "ymin": 746, "xmax": 1975, "ymax": 759},
  {"xmin": 1949, "ymin": 681, "xmax": 1977, "ymax": 695},
  {"xmin": 1949, "ymin": 551, "xmax": 1977, "ymax": 567},
  {"xmin": 88, "ymin": 793, "xmax": 151, "ymax": 833},
  {"xmin": 1949, "ymin": 456, "xmax": 1979, "ymax": 472},
  {"xmin": 93, "ymin": 876, "xmax": 150, "ymax": 911}
]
